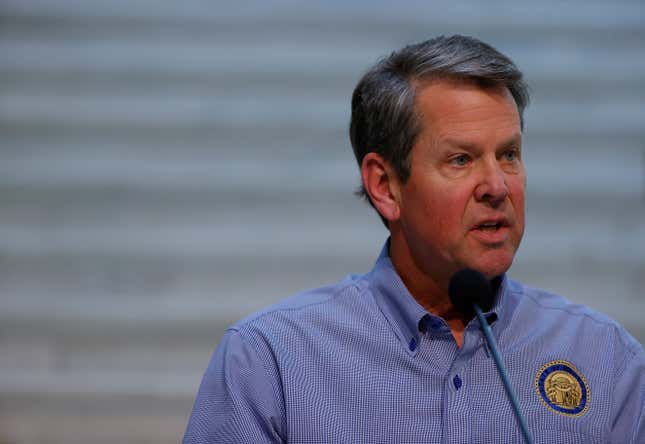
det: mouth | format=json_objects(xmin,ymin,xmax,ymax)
[
  {"xmin": 470, "ymin": 219, "xmax": 511, "ymax": 243},
  {"xmin": 475, "ymin": 221, "xmax": 504, "ymax": 232}
]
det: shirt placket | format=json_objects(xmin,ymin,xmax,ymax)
[{"xmin": 441, "ymin": 332, "xmax": 480, "ymax": 444}]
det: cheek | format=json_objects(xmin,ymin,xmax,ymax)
[
  {"xmin": 513, "ymin": 168, "xmax": 527, "ymax": 203},
  {"xmin": 433, "ymin": 193, "xmax": 470, "ymax": 239},
  {"xmin": 510, "ymin": 178, "xmax": 526, "ymax": 207},
  {"xmin": 405, "ymin": 176, "xmax": 471, "ymax": 237},
  {"xmin": 508, "ymin": 179, "xmax": 526, "ymax": 232}
]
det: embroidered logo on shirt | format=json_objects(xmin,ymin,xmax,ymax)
[{"xmin": 535, "ymin": 360, "xmax": 590, "ymax": 417}]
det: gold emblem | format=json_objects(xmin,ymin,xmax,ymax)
[{"xmin": 535, "ymin": 360, "xmax": 590, "ymax": 417}]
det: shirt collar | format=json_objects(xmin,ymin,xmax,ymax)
[
  {"xmin": 369, "ymin": 241, "xmax": 428, "ymax": 356},
  {"xmin": 368, "ymin": 240, "xmax": 517, "ymax": 353},
  {"xmin": 481, "ymin": 272, "xmax": 519, "ymax": 334}
]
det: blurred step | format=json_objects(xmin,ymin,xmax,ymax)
[
  {"xmin": 0, "ymin": 392, "xmax": 193, "ymax": 444},
  {"xmin": 0, "ymin": 197, "xmax": 642, "ymax": 258},
  {"xmin": 2, "ymin": 0, "xmax": 643, "ymax": 30},
  {"xmin": 0, "ymin": 254, "xmax": 642, "ymax": 337},
  {"xmin": 0, "ymin": 145, "xmax": 641, "ymax": 197}
]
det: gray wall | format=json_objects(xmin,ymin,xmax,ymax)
[{"xmin": 1, "ymin": 1, "xmax": 643, "ymax": 443}]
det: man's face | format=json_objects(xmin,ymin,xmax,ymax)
[{"xmin": 393, "ymin": 80, "xmax": 526, "ymax": 282}]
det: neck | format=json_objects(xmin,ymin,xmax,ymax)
[{"xmin": 388, "ymin": 232, "xmax": 468, "ymax": 347}]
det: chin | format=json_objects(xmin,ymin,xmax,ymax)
[{"xmin": 469, "ymin": 251, "xmax": 515, "ymax": 279}]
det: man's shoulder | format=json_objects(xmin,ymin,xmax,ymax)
[
  {"xmin": 228, "ymin": 272, "xmax": 371, "ymax": 333},
  {"xmin": 508, "ymin": 279, "xmax": 642, "ymax": 355}
]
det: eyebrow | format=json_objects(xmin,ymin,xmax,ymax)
[{"xmin": 442, "ymin": 133, "xmax": 522, "ymax": 152}]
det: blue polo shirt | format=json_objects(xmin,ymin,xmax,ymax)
[{"xmin": 184, "ymin": 243, "xmax": 644, "ymax": 443}]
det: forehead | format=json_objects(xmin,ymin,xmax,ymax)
[{"xmin": 412, "ymin": 79, "xmax": 521, "ymax": 141}]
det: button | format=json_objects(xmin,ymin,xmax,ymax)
[
  {"xmin": 431, "ymin": 320, "xmax": 442, "ymax": 330},
  {"xmin": 418, "ymin": 315, "xmax": 430, "ymax": 333},
  {"xmin": 453, "ymin": 375, "xmax": 462, "ymax": 390},
  {"xmin": 408, "ymin": 338, "xmax": 417, "ymax": 351}
]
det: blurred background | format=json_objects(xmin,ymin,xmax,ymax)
[{"xmin": 0, "ymin": 0, "xmax": 643, "ymax": 443}]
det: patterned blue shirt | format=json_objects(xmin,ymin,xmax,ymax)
[{"xmin": 184, "ymin": 243, "xmax": 645, "ymax": 443}]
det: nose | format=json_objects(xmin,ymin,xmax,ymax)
[{"xmin": 474, "ymin": 158, "xmax": 508, "ymax": 206}]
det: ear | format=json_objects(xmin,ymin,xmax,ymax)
[{"xmin": 361, "ymin": 152, "xmax": 401, "ymax": 223}]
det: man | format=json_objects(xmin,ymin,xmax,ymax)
[{"xmin": 184, "ymin": 35, "xmax": 644, "ymax": 443}]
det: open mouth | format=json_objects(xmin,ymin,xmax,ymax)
[{"xmin": 476, "ymin": 222, "xmax": 503, "ymax": 232}]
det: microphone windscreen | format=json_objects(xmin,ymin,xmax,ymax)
[{"xmin": 448, "ymin": 268, "xmax": 494, "ymax": 316}]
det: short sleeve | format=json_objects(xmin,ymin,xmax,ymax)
[{"xmin": 183, "ymin": 328, "xmax": 286, "ymax": 443}]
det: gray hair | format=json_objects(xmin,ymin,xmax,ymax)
[{"xmin": 349, "ymin": 35, "xmax": 529, "ymax": 226}]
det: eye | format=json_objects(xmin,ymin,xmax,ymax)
[
  {"xmin": 452, "ymin": 154, "xmax": 470, "ymax": 166},
  {"xmin": 502, "ymin": 149, "xmax": 519, "ymax": 162}
]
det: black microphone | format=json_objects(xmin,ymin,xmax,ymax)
[
  {"xmin": 449, "ymin": 269, "xmax": 534, "ymax": 444},
  {"xmin": 448, "ymin": 268, "xmax": 494, "ymax": 317}
]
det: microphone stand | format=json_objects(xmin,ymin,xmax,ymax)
[{"xmin": 473, "ymin": 303, "xmax": 534, "ymax": 444}]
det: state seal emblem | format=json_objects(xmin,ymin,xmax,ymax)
[{"xmin": 535, "ymin": 360, "xmax": 590, "ymax": 417}]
